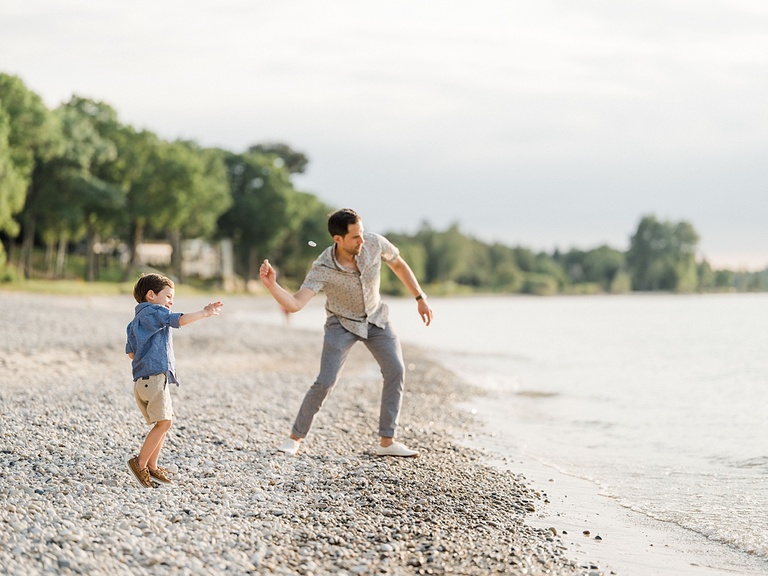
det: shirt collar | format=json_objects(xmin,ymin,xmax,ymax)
[{"xmin": 330, "ymin": 244, "xmax": 358, "ymax": 272}]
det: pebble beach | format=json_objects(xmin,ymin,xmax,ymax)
[{"xmin": 0, "ymin": 292, "xmax": 604, "ymax": 575}]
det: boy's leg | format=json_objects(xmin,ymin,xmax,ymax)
[
  {"xmin": 130, "ymin": 375, "xmax": 174, "ymax": 486},
  {"xmin": 291, "ymin": 318, "xmax": 358, "ymax": 439},
  {"xmin": 138, "ymin": 419, "xmax": 172, "ymax": 469},
  {"xmin": 133, "ymin": 374, "xmax": 173, "ymax": 468}
]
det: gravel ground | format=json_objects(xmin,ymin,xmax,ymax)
[{"xmin": 0, "ymin": 292, "xmax": 603, "ymax": 575}]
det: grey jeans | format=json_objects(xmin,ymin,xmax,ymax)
[{"xmin": 291, "ymin": 316, "xmax": 405, "ymax": 439}]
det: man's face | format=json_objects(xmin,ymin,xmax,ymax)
[{"xmin": 335, "ymin": 221, "xmax": 365, "ymax": 257}]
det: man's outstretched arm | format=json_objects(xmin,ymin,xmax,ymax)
[{"xmin": 259, "ymin": 259, "xmax": 315, "ymax": 313}]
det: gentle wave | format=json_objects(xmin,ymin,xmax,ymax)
[{"xmin": 386, "ymin": 294, "xmax": 768, "ymax": 568}]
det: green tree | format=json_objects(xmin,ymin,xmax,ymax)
[
  {"xmin": 33, "ymin": 100, "xmax": 125, "ymax": 279},
  {"xmin": 487, "ymin": 242, "xmax": 522, "ymax": 292},
  {"xmin": 117, "ymin": 134, "xmax": 225, "ymax": 281},
  {"xmin": 415, "ymin": 222, "xmax": 470, "ymax": 284},
  {"xmin": 0, "ymin": 73, "xmax": 60, "ymax": 277},
  {"xmin": 266, "ymin": 191, "xmax": 334, "ymax": 286},
  {"xmin": 180, "ymin": 145, "xmax": 232, "ymax": 243},
  {"xmin": 454, "ymin": 238, "xmax": 493, "ymax": 288},
  {"xmin": 134, "ymin": 140, "xmax": 231, "ymax": 281},
  {"xmin": 582, "ymin": 246, "xmax": 624, "ymax": 290},
  {"xmin": 562, "ymin": 246, "xmax": 625, "ymax": 292},
  {"xmin": 118, "ymin": 129, "xmax": 164, "ymax": 278},
  {"xmin": 533, "ymin": 252, "xmax": 567, "ymax": 286},
  {"xmin": 713, "ymin": 269, "xmax": 734, "ymax": 290},
  {"xmin": 379, "ymin": 231, "xmax": 429, "ymax": 295},
  {"xmin": 626, "ymin": 215, "xmax": 699, "ymax": 292},
  {"xmin": 217, "ymin": 149, "xmax": 298, "ymax": 279},
  {"xmin": 697, "ymin": 260, "xmax": 715, "ymax": 292},
  {"xmin": 0, "ymin": 107, "xmax": 27, "ymax": 276},
  {"xmin": 64, "ymin": 97, "xmax": 156, "ymax": 281},
  {"xmin": 247, "ymin": 143, "xmax": 309, "ymax": 175},
  {"xmin": 513, "ymin": 247, "xmax": 536, "ymax": 273},
  {"xmin": 172, "ymin": 144, "xmax": 231, "ymax": 281}
]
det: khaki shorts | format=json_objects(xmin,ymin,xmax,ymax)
[{"xmin": 134, "ymin": 374, "xmax": 174, "ymax": 424}]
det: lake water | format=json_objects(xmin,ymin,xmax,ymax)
[{"xmin": 255, "ymin": 292, "xmax": 768, "ymax": 574}]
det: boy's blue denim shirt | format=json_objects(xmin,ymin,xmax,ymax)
[{"xmin": 126, "ymin": 302, "xmax": 184, "ymax": 385}]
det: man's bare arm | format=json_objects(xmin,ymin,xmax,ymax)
[
  {"xmin": 386, "ymin": 256, "xmax": 433, "ymax": 326},
  {"xmin": 259, "ymin": 259, "xmax": 316, "ymax": 312}
]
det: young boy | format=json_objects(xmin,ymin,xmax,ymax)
[{"xmin": 126, "ymin": 273, "xmax": 223, "ymax": 488}]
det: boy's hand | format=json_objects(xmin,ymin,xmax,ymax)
[{"xmin": 204, "ymin": 301, "xmax": 224, "ymax": 317}]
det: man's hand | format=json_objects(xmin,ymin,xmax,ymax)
[
  {"xmin": 258, "ymin": 258, "xmax": 316, "ymax": 313},
  {"xmin": 259, "ymin": 259, "xmax": 276, "ymax": 288},
  {"xmin": 418, "ymin": 298, "xmax": 433, "ymax": 326}
]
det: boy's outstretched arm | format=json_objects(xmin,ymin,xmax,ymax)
[{"xmin": 179, "ymin": 301, "xmax": 224, "ymax": 327}]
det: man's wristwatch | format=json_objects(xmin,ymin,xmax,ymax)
[{"xmin": 415, "ymin": 292, "xmax": 426, "ymax": 301}]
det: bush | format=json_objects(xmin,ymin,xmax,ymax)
[{"xmin": 520, "ymin": 273, "xmax": 559, "ymax": 296}]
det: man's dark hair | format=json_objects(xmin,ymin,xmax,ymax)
[
  {"xmin": 133, "ymin": 273, "xmax": 174, "ymax": 303},
  {"xmin": 328, "ymin": 208, "xmax": 361, "ymax": 238}
]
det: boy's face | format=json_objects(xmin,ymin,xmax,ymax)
[{"xmin": 146, "ymin": 285, "xmax": 175, "ymax": 309}]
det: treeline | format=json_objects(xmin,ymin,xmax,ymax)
[
  {"xmin": 1, "ymin": 72, "xmax": 765, "ymax": 295},
  {"xmin": 379, "ymin": 217, "xmax": 767, "ymax": 296},
  {"xmin": 0, "ymin": 72, "xmax": 329, "ymax": 286}
]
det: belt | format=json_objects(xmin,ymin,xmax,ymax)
[{"xmin": 135, "ymin": 374, "xmax": 167, "ymax": 382}]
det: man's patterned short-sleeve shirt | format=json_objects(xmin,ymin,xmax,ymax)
[{"xmin": 301, "ymin": 232, "xmax": 400, "ymax": 338}]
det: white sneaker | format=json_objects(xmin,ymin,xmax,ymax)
[
  {"xmin": 375, "ymin": 441, "xmax": 419, "ymax": 457},
  {"xmin": 277, "ymin": 438, "xmax": 301, "ymax": 456}
]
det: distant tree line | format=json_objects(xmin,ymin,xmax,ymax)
[
  {"xmin": 1, "ymin": 72, "xmax": 766, "ymax": 294},
  {"xmin": 379, "ymin": 215, "xmax": 766, "ymax": 296}
]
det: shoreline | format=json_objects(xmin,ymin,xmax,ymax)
[
  {"xmin": 1, "ymin": 293, "xmax": 597, "ymax": 575},
  {"xmin": 459, "ymin": 387, "xmax": 768, "ymax": 576},
  {"xmin": 378, "ymin": 293, "xmax": 768, "ymax": 576}
]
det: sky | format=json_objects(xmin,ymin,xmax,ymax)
[{"xmin": 2, "ymin": 0, "xmax": 767, "ymax": 269}]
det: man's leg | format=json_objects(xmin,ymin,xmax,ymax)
[
  {"xmin": 291, "ymin": 318, "xmax": 358, "ymax": 439},
  {"xmin": 364, "ymin": 322, "xmax": 405, "ymax": 442}
]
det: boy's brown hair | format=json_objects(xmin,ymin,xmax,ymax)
[{"xmin": 133, "ymin": 273, "xmax": 174, "ymax": 303}]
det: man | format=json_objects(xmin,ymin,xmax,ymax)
[{"xmin": 259, "ymin": 208, "xmax": 433, "ymax": 457}]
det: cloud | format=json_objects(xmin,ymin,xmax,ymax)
[{"xmin": 1, "ymin": 0, "xmax": 767, "ymax": 268}]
